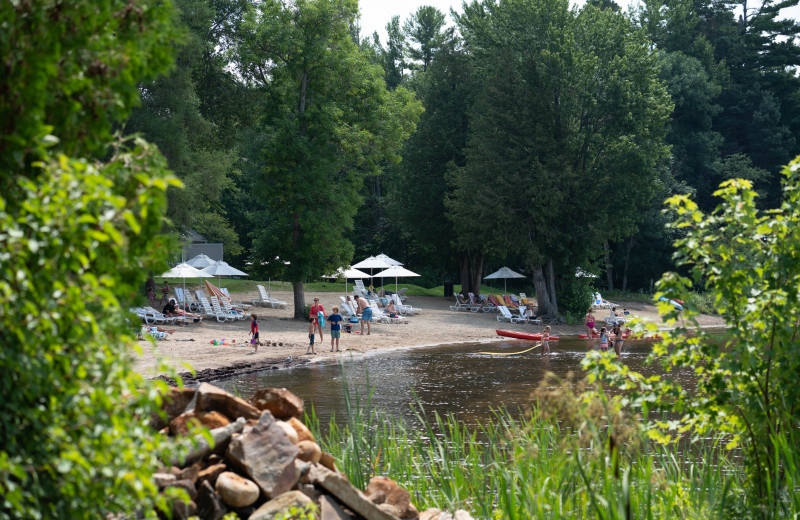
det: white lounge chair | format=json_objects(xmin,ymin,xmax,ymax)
[
  {"xmin": 391, "ymin": 294, "xmax": 419, "ymax": 315},
  {"xmin": 221, "ymin": 288, "xmax": 252, "ymax": 310},
  {"xmin": 396, "ymin": 287, "xmax": 408, "ymax": 302},
  {"xmin": 450, "ymin": 295, "xmax": 472, "ymax": 311},
  {"xmin": 210, "ymin": 296, "xmax": 242, "ymax": 321},
  {"xmin": 218, "ymin": 295, "xmax": 248, "ymax": 320},
  {"xmin": 251, "ymin": 284, "xmax": 287, "ymax": 308},
  {"xmin": 196, "ymin": 291, "xmax": 232, "ymax": 322},
  {"xmin": 592, "ymin": 292, "xmax": 617, "ymax": 310},
  {"xmin": 370, "ymin": 301, "xmax": 404, "ymax": 323},
  {"xmin": 145, "ymin": 306, "xmax": 185, "ymax": 325},
  {"xmin": 467, "ymin": 293, "xmax": 484, "ymax": 312},
  {"xmin": 497, "ymin": 306, "xmax": 524, "ymax": 323}
]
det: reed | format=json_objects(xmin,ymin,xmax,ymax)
[{"xmin": 307, "ymin": 384, "xmax": 748, "ymax": 518}]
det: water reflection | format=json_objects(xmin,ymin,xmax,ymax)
[{"xmin": 214, "ymin": 336, "xmax": 694, "ymax": 428}]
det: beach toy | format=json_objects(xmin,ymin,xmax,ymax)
[{"xmin": 318, "ymin": 311, "xmax": 325, "ymax": 328}]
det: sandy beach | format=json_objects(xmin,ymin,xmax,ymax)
[{"xmin": 135, "ymin": 289, "xmax": 726, "ymax": 382}]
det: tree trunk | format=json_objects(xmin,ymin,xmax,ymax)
[
  {"xmin": 533, "ymin": 261, "xmax": 558, "ymax": 315},
  {"xmin": 458, "ymin": 251, "xmax": 484, "ymax": 295},
  {"xmin": 604, "ymin": 241, "xmax": 614, "ymax": 291},
  {"xmin": 293, "ymin": 281, "xmax": 306, "ymax": 320},
  {"xmin": 622, "ymin": 234, "xmax": 636, "ymax": 291}
]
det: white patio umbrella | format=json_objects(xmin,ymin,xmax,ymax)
[
  {"xmin": 201, "ymin": 261, "xmax": 248, "ymax": 292},
  {"xmin": 375, "ymin": 253, "xmax": 403, "ymax": 266},
  {"xmin": 160, "ymin": 262, "xmax": 212, "ymax": 307},
  {"xmin": 352, "ymin": 256, "xmax": 393, "ymax": 291},
  {"xmin": 484, "ymin": 266, "xmax": 526, "ymax": 294},
  {"xmin": 323, "ymin": 267, "xmax": 372, "ymax": 296},
  {"xmin": 372, "ymin": 265, "xmax": 420, "ymax": 294},
  {"xmin": 186, "ymin": 254, "xmax": 215, "ymax": 268}
]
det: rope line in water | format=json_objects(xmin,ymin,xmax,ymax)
[{"xmin": 477, "ymin": 343, "xmax": 542, "ymax": 356}]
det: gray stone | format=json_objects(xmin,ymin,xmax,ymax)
[
  {"xmin": 320, "ymin": 495, "xmax": 355, "ymax": 520},
  {"xmin": 249, "ymin": 490, "xmax": 313, "ymax": 520},
  {"xmin": 196, "ymin": 480, "xmax": 227, "ymax": 520},
  {"xmin": 151, "ymin": 387, "xmax": 196, "ymax": 430},
  {"xmin": 308, "ymin": 464, "xmax": 399, "ymax": 520},
  {"xmin": 226, "ymin": 410, "xmax": 299, "ymax": 499},
  {"xmin": 153, "ymin": 473, "xmax": 176, "ymax": 489},
  {"xmin": 171, "ymin": 417, "xmax": 246, "ymax": 466},
  {"xmin": 249, "ymin": 387, "xmax": 304, "ymax": 420},
  {"xmin": 196, "ymin": 382, "xmax": 261, "ymax": 420},
  {"xmin": 216, "ymin": 471, "xmax": 260, "ymax": 508}
]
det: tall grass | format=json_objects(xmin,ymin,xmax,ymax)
[{"xmin": 307, "ymin": 383, "xmax": 746, "ymax": 518}]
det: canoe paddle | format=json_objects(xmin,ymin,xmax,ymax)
[{"xmin": 478, "ymin": 343, "xmax": 542, "ymax": 356}]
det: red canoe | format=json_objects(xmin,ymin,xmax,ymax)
[{"xmin": 496, "ymin": 329, "xmax": 559, "ymax": 341}]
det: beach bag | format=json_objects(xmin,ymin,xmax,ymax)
[
  {"xmin": 349, "ymin": 316, "xmax": 358, "ymax": 323},
  {"xmin": 250, "ymin": 338, "xmax": 257, "ymax": 345},
  {"xmin": 317, "ymin": 311, "xmax": 325, "ymax": 328},
  {"xmin": 344, "ymin": 324, "xmax": 352, "ymax": 333}
]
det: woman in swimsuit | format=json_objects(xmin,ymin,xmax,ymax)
[
  {"xmin": 585, "ymin": 309, "xmax": 596, "ymax": 338},
  {"xmin": 611, "ymin": 322, "xmax": 624, "ymax": 356}
]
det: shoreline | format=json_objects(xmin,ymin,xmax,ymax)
[{"xmin": 137, "ymin": 289, "xmax": 727, "ymax": 383}]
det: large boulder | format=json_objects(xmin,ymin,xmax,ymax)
[
  {"xmin": 226, "ymin": 410, "xmax": 299, "ymax": 499},
  {"xmin": 288, "ymin": 417, "xmax": 315, "ymax": 443},
  {"xmin": 250, "ymin": 490, "xmax": 313, "ymax": 520},
  {"xmin": 196, "ymin": 383, "xmax": 261, "ymax": 420},
  {"xmin": 249, "ymin": 388, "xmax": 304, "ymax": 420},
  {"xmin": 215, "ymin": 471, "xmax": 260, "ymax": 508},
  {"xmin": 151, "ymin": 387, "xmax": 196, "ymax": 430}
]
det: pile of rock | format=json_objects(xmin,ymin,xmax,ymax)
[{"xmin": 154, "ymin": 383, "xmax": 473, "ymax": 520}]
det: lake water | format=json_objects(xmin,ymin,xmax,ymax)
[{"xmin": 213, "ymin": 335, "xmax": 697, "ymax": 428}]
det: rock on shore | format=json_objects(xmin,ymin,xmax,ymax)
[{"xmin": 154, "ymin": 383, "xmax": 474, "ymax": 520}]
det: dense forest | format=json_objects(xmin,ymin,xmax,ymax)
[{"xmin": 124, "ymin": 0, "xmax": 800, "ymax": 316}]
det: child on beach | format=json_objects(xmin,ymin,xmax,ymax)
[
  {"xmin": 307, "ymin": 320, "xmax": 316, "ymax": 355},
  {"xmin": 541, "ymin": 326, "xmax": 551, "ymax": 355},
  {"xmin": 598, "ymin": 327, "xmax": 609, "ymax": 352},
  {"xmin": 250, "ymin": 314, "xmax": 259, "ymax": 353},
  {"xmin": 328, "ymin": 306, "xmax": 343, "ymax": 352}
]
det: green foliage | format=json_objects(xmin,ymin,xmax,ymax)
[
  {"xmin": 276, "ymin": 504, "xmax": 319, "ymax": 520},
  {"xmin": 403, "ymin": 6, "xmax": 448, "ymax": 72},
  {"xmin": 0, "ymin": 139, "xmax": 181, "ymax": 519},
  {"xmin": 583, "ymin": 156, "xmax": 800, "ymax": 515},
  {"xmin": 557, "ymin": 277, "xmax": 596, "ymax": 319},
  {"xmin": 0, "ymin": 0, "xmax": 178, "ymax": 172}
]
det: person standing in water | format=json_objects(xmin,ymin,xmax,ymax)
[
  {"xmin": 541, "ymin": 326, "xmax": 551, "ymax": 355},
  {"xmin": 611, "ymin": 322, "xmax": 624, "ymax": 356},
  {"xmin": 585, "ymin": 309, "xmax": 596, "ymax": 338},
  {"xmin": 598, "ymin": 327, "xmax": 609, "ymax": 352}
]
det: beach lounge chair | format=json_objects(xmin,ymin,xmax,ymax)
[
  {"xmin": 450, "ymin": 294, "xmax": 472, "ymax": 312},
  {"xmin": 218, "ymin": 295, "xmax": 248, "ymax": 320},
  {"xmin": 221, "ymin": 288, "xmax": 252, "ymax": 310},
  {"xmin": 466, "ymin": 293, "xmax": 484, "ymax": 312},
  {"xmin": 371, "ymin": 301, "xmax": 404, "ymax": 323},
  {"xmin": 251, "ymin": 284, "xmax": 287, "ymax": 308},
  {"xmin": 503, "ymin": 295, "xmax": 519, "ymax": 308},
  {"xmin": 392, "ymin": 293, "xmax": 419, "ymax": 315},
  {"xmin": 196, "ymin": 291, "xmax": 232, "ymax": 322},
  {"xmin": 145, "ymin": 306, "xmax": 185, "ymax": 325},
  {"xmin": 210, "ymin": 296, "xmax": 241, "ymax": 321},
  {"xmin": 519, "ymin": 305, "xmax": 542, "ymax": 325},
  {"xmin": 592, "ymin": 292, "xmax": 616, "ymax": 310},
  {"xmin": 396, "ymin": 287, "xmax": 408, "ymax": 302},
  {"xmin": 496, "ymin": 306, "xmax": 523, "ymax": 323}
]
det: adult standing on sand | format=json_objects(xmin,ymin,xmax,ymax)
[
  {"xmin": 160, "ymin": 280, "xmax": 170, "ymax": 306},
  {"xmin": 309, "ymin": 297, "xmax": 325, "ymax": 343},
  {"xmin": 356, "ymin": 295, "xmax": 372, "ymax": 335}
]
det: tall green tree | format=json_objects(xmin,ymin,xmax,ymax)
[
  {"xmin": 449, "ymin": 0, "xmax": 671, "ymax": 314},
  {"xmin": 237, "ymin": 0, "xmax": 422, "ymax": 317},
  {"xmin": 403, "ymin": 6, "xmax": 449, "ymax": 73},
  {"xmin": 371, "ymin": 15, "xmax": 407, "ymax": 90}
]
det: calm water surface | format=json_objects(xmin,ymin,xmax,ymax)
[{"xmin": 213, "ymin": 336, "xmax": 696, "ymax": 428}]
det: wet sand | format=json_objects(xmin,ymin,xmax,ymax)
[{"xmin": 135, "ymin": 289, "xmax": 725, "ymax": 382}]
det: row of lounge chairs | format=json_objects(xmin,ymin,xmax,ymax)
[{"xmin": 451, "ymin": 292, "xmax": 534, "ymax": 312}]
